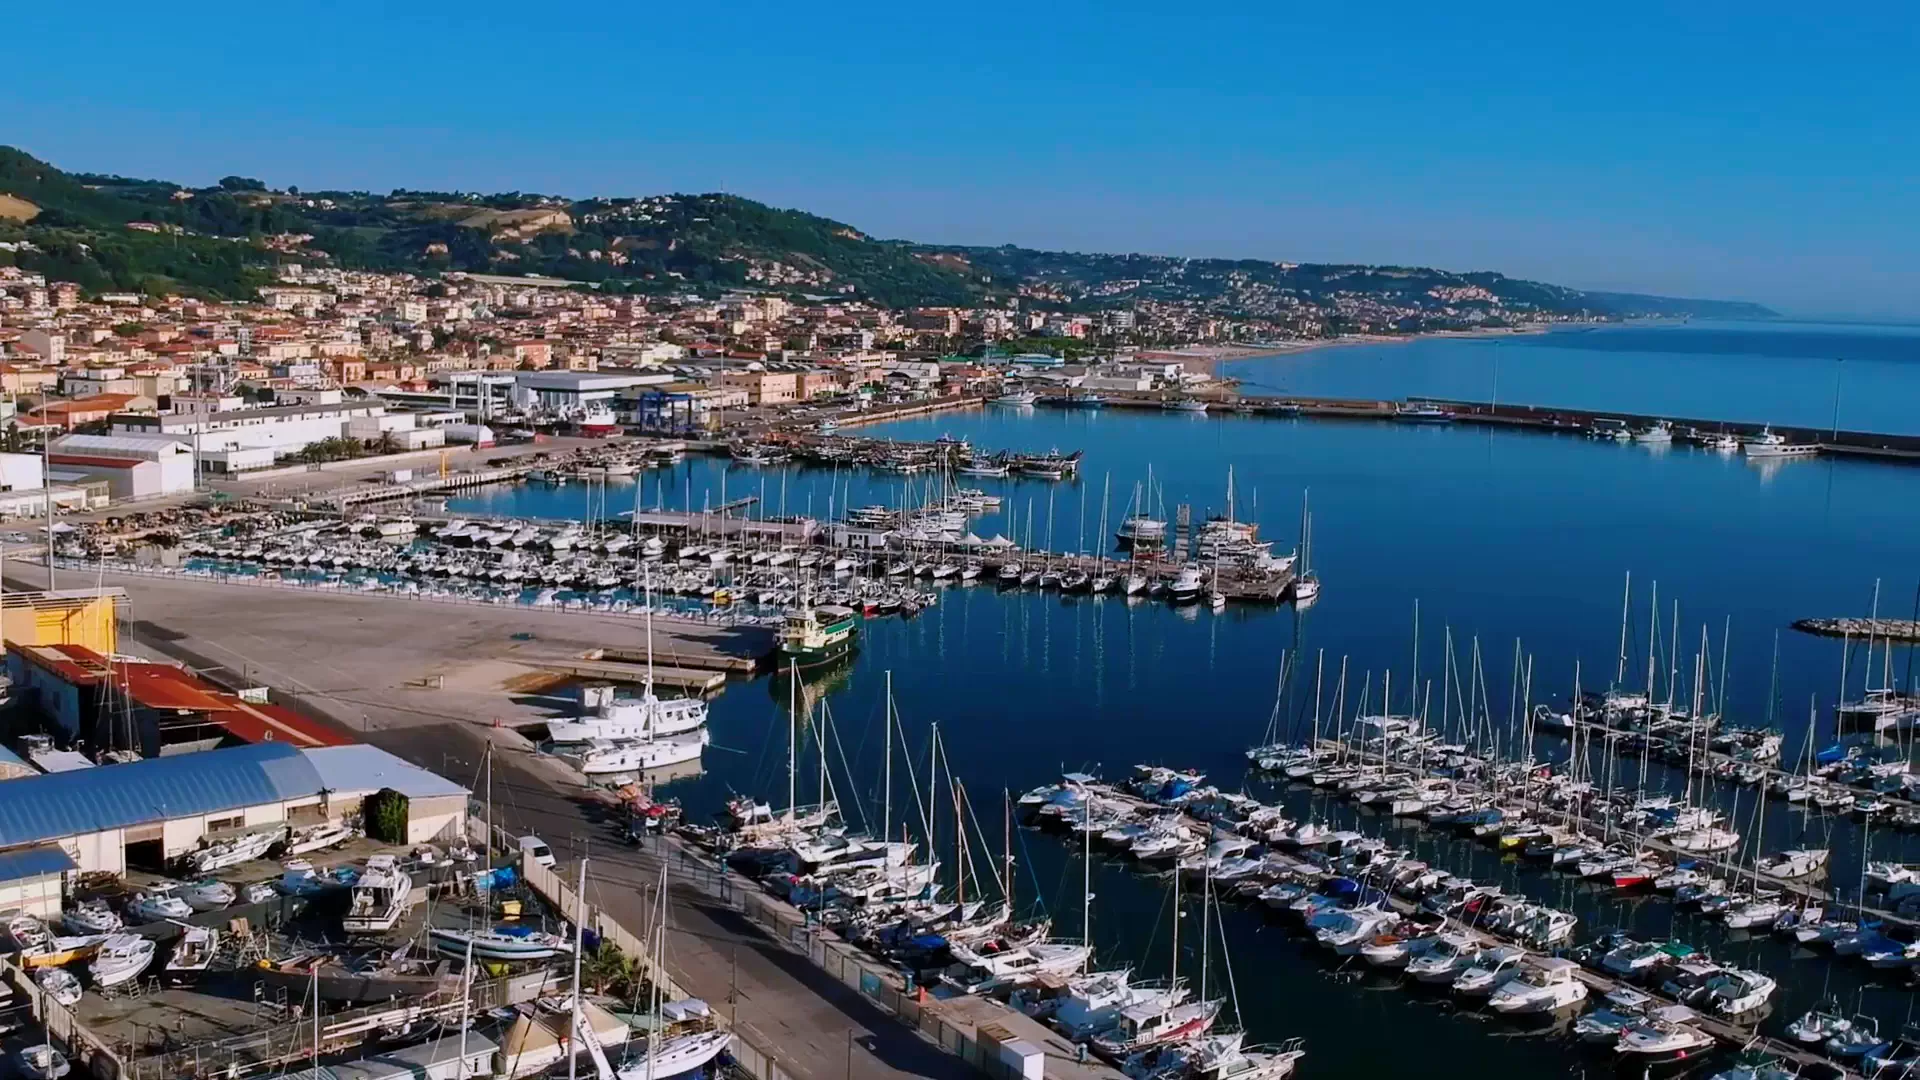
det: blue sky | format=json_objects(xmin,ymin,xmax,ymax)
[{"xmin": 9, "ymin": 2, "xmax": 1916, "ymax": 315}]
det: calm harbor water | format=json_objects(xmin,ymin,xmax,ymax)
[
  {"xmin": 1236, "ymin": 320, "xmax": 1920, "ymax": 435},
  {"xmin": 446, "ymin": 321, "xmax": 1920, "ymax": 1077}
]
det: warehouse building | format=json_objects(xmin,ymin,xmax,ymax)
[{"xmin": 0, "ymin": 741, "xmax": 468, "ymax": 893}]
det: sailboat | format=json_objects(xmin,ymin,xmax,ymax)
[
  {"xmin": 1291, "ymin": 494, "xmax": 1318, "ymax": 608},
  {"xmin": 602, "ymin": 866, "xmax": 733, "ymax": 1080}
]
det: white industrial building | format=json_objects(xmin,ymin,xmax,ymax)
[
  {"xmin": 0, "ymin": 742, "xmax": 470, "ymax": 916},
  {"xmin": 0, "ymin": 453, "xmax": 44, "ymax": 493},
  {"xmin": 510, "ymin": 371, "xmax": 673, "ymax": 416},
  {"xmin": 48, "ymin": 433, "xmax": 198, "ymax": 497},
  {"xmin": 113, "ymin": 401, "xmax": 391, "ymax": 456}
]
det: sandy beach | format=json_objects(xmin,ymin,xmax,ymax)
[{"xmin": 1215, "ymin": 325, "xmax": 1554, "ymax": 364}]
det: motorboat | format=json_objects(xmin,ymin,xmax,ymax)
[
  {"xmin": 1488, "ymin": 958, "xmax": 1589, "ymax": 1014},
  {"xmin": 1615, "ymin": 1005, "xmax": 1715, "ymax": 1062},
  {"xmin": 60, "ymin": 901, "xmax": 121, "ymax": 935},
  {"xmin": 945, "ymin": 942, "xmax": 1094, "ymax": 994},
  {"xmin": 342, "ymin": 855, "xmax": 414, "ymax": 934},
  {"xmin": 35, "ymin": 966, "xmax": 81, "ymax": 1007},
  {"xmin": 1359, "ymin": 932, "xmax": 1437, "ymax": 969},
  {"xmin": 13, "ymin": 1045, "xmax": 68, "ymax": 1080},
  {"xmin": 1573, "ymin": 987, "xmax": 1654, "ymax": 1044},
  {"xmin": 126, "ymin": 888, "xmax": 193, "ymax": 924},
  {"xmin": 285, "ymin": 821, "xmax": 358, "ymax": 856},
  {"xmin": 428, "ymin": 925, "xmax": 573, "ymax": 961},
  {"xmin": 1696, "ymin": 968, "xmax": 1775, "ymax": 1015},
  {"xmin": 1785, "ymin": 1002, "xmax": 1851, "ymax": 1044},
  {"xmin": 242, "ymin": 882, "xmax": 278, "ymax": 905},
  {"xmin": 1312, "ymin": 907, "xmax": 1396, "ymax": 955},
  {"xmin": 186, "ymin": 827, "xmax": 285, "ymax": 873},
  {"xmin": 276, "ymin": 859, "xmax": 333, "ymax": 896},
  {"xmin": 992, "ymin": 390, "xmax": 1039, "ymax": 407},
  {"xmin": 1394, "ymin": 402, "xmax": 1455, "ymax": 423},
  {"xmin": 1163, "ymin": 398, "xmax": 1210, "ymax": 414},
  {"xmin": 179, "ymin": 879, "xmax": 236, "ymax": 912},
  {"xmin": 1743, "ymin": 427, "xmax": 1820, "ymax": 458},
  {"xmin": 3, "ymin": 910, "xmax": 51, "ymax": 951},
  {"xmin": 1051, "ymin": 972, "xmax": 1189, "ymax": 1040},
  {"xmin": 1405, "ymin": 932, "xmax": 1479, "ymax": 984},
  {"xmin": 166, "ymin": 925, "xmax": 219, "ymax": 978},
  {"xmin": 88, "ymin": 934, "xmax": 157, "ymax": 988}
]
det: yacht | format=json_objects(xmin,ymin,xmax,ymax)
[
  {"xmin": 1697, "ymin": 969, "xmax": 1776, "ymax": 1015},
  {"xmin": 1167, "ymin": 566, "xmax": 1204, "ymax": 604},
  {"xmin": 547, "ymin": 692, "xmax": 710, "ymax": 742},
  {"xmin": 342, "ymin": 855, "xmax": 414, "ymax": 934},
  {"xmin": 613, "ymin": 1030, "xmax": 734, "ymax": 1080},
  {"xmin": 88, "ymin": 934, "xmax": 157, "ymax": 988},
  {"xmin": 1089, "ymin": 997, "xmax": 1223, "ymax": 1060},
  {"xmin": 574, "ymin": 733, "xmax": 708, "ymax": 774},
  {"xmin": 1116, "ymin": 514, "xmax": 1168, "ymax": 551},
  {"xmin": 429, "ymin": 925, "xmax": 572, "ymax": 961},
  {"xmin": 1051, "ymin": 972, "xmax": 1189, "ymax": 1039},
  {"xmin": 1487, "ymin": 958, "xmax": 1589, "ymax": 1014}
]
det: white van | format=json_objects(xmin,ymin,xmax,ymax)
[{"xmin": 519, "ymin": 835, "xmax": 556, "ymax": 868}]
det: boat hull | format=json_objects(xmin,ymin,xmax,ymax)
[{"xmin": 254, "ymin": 960, "xmax": 460, "ymax": 1003}]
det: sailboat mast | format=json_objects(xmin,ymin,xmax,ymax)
[
  {"xmin": 883, "ymin": 672, "xmax": 893, "ymax": 862},
  {"xmin": 1616, "ymin": 571, "xmax": 1632, "ymax": 688},
  {"xmin": 786, "ymin": 665, "xmax": 798, "ymax": 822},
  {"xmin": 1081, "ymin": 792, "xmax": 1092, "ymax": 968},
  {"xmin": 1169, "ymin": 862, "xmax": 1180, "ymax": 987},
  {"xmin": 569, "ymin": 857, "xmax": 588, "ymax": 1080}
]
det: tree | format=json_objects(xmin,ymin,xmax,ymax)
[
  {"xmin": 218, "ymin": 175, "xmax": 267, "ymax": 192},
  {"xmin": 362, "ymin": 789, "xmax": 409, "ymax": 843}
]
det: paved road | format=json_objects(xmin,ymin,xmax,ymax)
[{"xmin": 372, "ymin": 722, "xmax": 976, "ymax": 1080}]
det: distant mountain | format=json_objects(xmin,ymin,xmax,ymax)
[{"xmin": 0, "ymin": 146, "xmax": 1776, "ymax": 324}]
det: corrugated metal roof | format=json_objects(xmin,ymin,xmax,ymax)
[
  {"xmin": 303, "ymin": 746, "xmax": 467, "ymax": 799},
  {"xmin": 0, "ymin": 742, "xmax": 325, "ymax": 847},
  {"xmin": 0, "ymin": 844, "xmax": 76, "ymax": 881}
]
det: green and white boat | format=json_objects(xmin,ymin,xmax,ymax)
[{"xmin": 779, "ymin": 603, "xmax": 860, "ymax": 669}]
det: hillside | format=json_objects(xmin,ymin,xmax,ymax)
[{"xmin": 0, "ymin": 146, "xmax": 1776, "ymax": 324}]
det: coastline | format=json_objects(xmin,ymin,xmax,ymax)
[{"xmin": 1212, "ymin": 324, "xmax": 1556, "ymax": 365}]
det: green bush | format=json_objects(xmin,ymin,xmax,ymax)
[{"xmin": 363, "ymin": 789, "xmax": 409, "ymax": 843}]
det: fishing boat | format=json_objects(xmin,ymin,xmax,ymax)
[
  {"xmin": 255, "ymin": 947, "xmax": 462, "ymax": 1003},
  {"xmin": 88, "ymin": 934, "xmax": 156, "ymax": 988},
  {"xmin": 1743, "ymin": 427, "xmax": 1820, "ymax": 458},
  {"xmin": 1090, "ymin": 998, "xmax": 1224, "ymax": 1060},
  {"xmin": 429, "ymin": 925, "xmax": 572, "ymax": 961},
  {"xmin": 1163, "ymin": 398, "xmax": 1210, "ymax": 414},
  {"xmin": 35, "ymin": 967, "xmax": 81, "ymax": 1006},
  {"xmin": 1064, "ymin": 393, "xmax": 1108, "ymax": 409},
  {"xmin": 342, "ymin": 855, "xmax": 414, "ymax": 934},
  {"xmin": 1633, "ymin": 420, "xmax": 1674, "ymax": 443},
  {"xmin": 165, "ymin": 924, "xmax": 219, "ymax": 979},
  {"xmin": 777, "ymin": 602, "xmax": 860, "ymax": 670},
  {"xmin": 992, "ymin": 390, "xmax": 1040, "ymax": 407}
]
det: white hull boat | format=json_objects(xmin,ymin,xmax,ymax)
[
  {"xmin": 89, "ymin": 934, "xmax": 157, "ymax": 988},
  {"xmin": 614, "ymin": 1030, "xmax": 733, "ymax": 1080}
]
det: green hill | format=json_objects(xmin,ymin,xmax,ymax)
[{"xmin": 0, "ymin": 146, "xmax": 1776, "ymax": 322}]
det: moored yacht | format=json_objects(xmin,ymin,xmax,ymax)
[{"xmin": 1488, "ymin": 958, "xmax": 1589, "ymax": 1014}]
